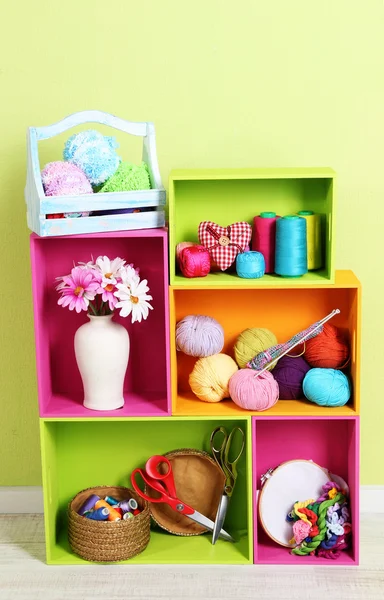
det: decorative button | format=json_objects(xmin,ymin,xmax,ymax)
[{"xmin": 218, "ymin": 235, "xmax": 230, "ymax": 246}]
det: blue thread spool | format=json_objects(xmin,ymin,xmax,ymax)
[
  {"xmin": 236, "ymin": 251, "xmax": 265, "ymax": 279},
  {"xmin": 105, "ymin": 496, "xmax": 119, "ymax": 506},
  {"xmin": 78, "ymin": 494, "xmax": 101, "ymax": 516},
  {"xmin": 275, "ymin": 215, "xmax": 308, "ymax": 277},
  {"xmin": 86, "ymin": 507, "xmax": 110, "ymax": 521}
]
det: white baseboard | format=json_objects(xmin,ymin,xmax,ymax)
[{"xmin": 0, "ymin": 486, "xmax": 383, "ymax": 514}]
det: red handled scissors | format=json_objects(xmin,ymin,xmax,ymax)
[{"xmin": 131, "ymin": 455, "xmax": 234, "ymax": 542}]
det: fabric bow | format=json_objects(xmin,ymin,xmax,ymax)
[{"xmin": 198, "ymin": 221, "xmax": 252, "ymax": 271}]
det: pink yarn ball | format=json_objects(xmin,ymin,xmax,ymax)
[
  {"xmin": 228, "ymin": 368, "xmax": 279, "ymax": 411},
  {"xmin": 41, "ymin": 161, "xmax": 93, "ymax": 197},
  {"xmin": 176, "ymin": 242, "xmax": 195, "ymax": 265},
  {"xmin": 180, "ymin": 245, "xmax": 211, "ymax": 278}
]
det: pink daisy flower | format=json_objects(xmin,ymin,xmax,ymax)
[{"xmin": 57, "ymin": 266, "xmax": 99, "ymax": 313}]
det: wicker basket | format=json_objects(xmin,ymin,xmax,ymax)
[{"xmin": 68, "ymin": 485, "xmax": 150, "ymax": 562}]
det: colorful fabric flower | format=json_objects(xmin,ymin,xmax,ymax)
[
  {"xmin": 56, "ymin": 266, "xmax": 99, "ymax": 313},
  {"xmin": 115, "ymin": 279, "xmax": 153, "ymax": 323}
]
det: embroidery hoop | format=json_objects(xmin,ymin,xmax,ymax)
[{"xmin": 258, "ymin": 459, "xmax": 331, "ymax": 548}]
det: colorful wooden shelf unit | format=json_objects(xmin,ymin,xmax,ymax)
[
  {"xmin": 40, "ymin": 416, "xmax": 253, "ymax": 565},
  {"xmin": 25, "ymin": 111, "xmax": 166, "ymax": 237},
  {"xmin": 169, "ymin": 168, "xmax": 336, "ymax": 287},
  {"xmin": 30, "ymin": 229, "xmax": 171, "ymax": 417},
  {"xmin": 170, "ymin": 270, "xmax": 360, "ymax": 417},
  {"xmin": 29, "ymin": 166, "xmax": 360, "ymax": 567}
]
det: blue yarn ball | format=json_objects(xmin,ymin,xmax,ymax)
[
  {"xmin": 63, "ymin": 129, "xmax": 121, "ymax": 185},
  {"xmin": 236, "ymin": 251, "xmax": 265, "ymax": 279},
  {"xmin": 303, "ymin": 368, "xmax": 351, "ymax": 407}
]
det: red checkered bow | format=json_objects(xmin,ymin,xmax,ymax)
[{"xmin": 198, "ymin": 221, "xmax": 252, "ymax": 271}]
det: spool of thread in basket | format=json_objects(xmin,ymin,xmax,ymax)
[
  {"xmin": 252, "ymin": 212, "xmax": 278, "ymax": 273},
  {"xmin": 297, "ymin": 211, "xmax": 322, "ymax": 270},
  {"xmin": 275, "ymin": 215, "xmax": 308, "ymax": 277},
  {"xmin": 95, "ymin": 499, "xmax": 122, "ymax": 521}
]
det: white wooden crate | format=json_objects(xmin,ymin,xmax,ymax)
[{"xmin": 25, "ymin": 110, "xmax": 166, "ymax": 237}]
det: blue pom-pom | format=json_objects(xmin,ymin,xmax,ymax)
[{"xmin": 63, "ymin": 129, "xmax": 121, "ymax": 185}]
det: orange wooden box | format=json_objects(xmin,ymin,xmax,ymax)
[{"xmin": 170, "ymin": 270, "xmax": 361, "ymax": 417}]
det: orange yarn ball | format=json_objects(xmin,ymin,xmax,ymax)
[{"xmin": 304, "ymin": 323, "xmax": 349, "ymax": 369}]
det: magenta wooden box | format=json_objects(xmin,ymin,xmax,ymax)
[
  {"xmin": 30, "ymin": 229, "xmax": 171, "ymax": 418},
  {"xmin": 252, "ymin": 416, "xmax": 359, "ymax": 566}
]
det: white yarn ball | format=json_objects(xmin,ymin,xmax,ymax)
[{"xmin": 176, "ymin": 315, "xmax": 225, "ymax": 358}]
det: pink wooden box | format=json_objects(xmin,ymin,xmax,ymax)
[
  {"xmin": 252, "ymin": 416, "xmax": 359, "ymax": 565},
  {"xmin": 30, "ymin": 229, "xmax": 171, "ymax": 417}
]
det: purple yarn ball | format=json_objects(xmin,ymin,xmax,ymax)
[{"xmin": 272, "ymin": 355, "xmax": 311, "ymax": 399}]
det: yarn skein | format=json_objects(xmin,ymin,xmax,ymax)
[
  {"xmin": 275, "ymin": 215, "xmax": 308, "ymax": 277},
  {"xmin": 272, "ymin": 355, "xmax": 311, "ymax": 400},
  {"xmin": 229, "ymin": 368, "xmax": 279, "ymax": 411},
  {"xmin": 303, "ymin": 369, "xmax": 351, "ymax": 407},
  {"xmin": 234, "ymin": 328, "xmax": 278, "ymax": 369},
  {"xmin": 304, "ymin": 323, "xmax": 349, "ymax": 369},
  {"xmin": 236, "ymin": 251, "xmax": 265, "ymax": 279},
  {"xmin": 189, "ymin": 354, "xmax": 238, "ymax": 402},
  {"xmin": 176, "ymin": 242, "xmax": 196, "ymax": 267},
  {"xmin": 252, "ymin": 212, "xmax": 278, "ymax": 273},
  {"xmin": 176, "ymin": 315, "xmax": 224, "ymax": 357},
  {"xmin": 180, "ymin": 245, "xmax": 211, "ymax": 278}
]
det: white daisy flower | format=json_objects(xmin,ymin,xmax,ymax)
[
  {"xmin": 115, "ymin": 279, "xmax": 153, "ymax": 323},
  {"xmin": 95, "ymin": 255, "xmax": 126, "ymax": 286}
]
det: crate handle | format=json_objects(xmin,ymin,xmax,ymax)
[{"xmin": 32, "ymin": 110, "xmax": 148, "ymax": 141}]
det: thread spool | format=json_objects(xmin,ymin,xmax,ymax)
[
  {"xmin": 114, "ymin": 507, "xmax": 124, "ymax": 518},
  {"xmin": 228, "ymin": 368, "xmax": 279, "ymax": 411},
  {"xmin": 234, "ymin": 328, "xmax": 278, "ymax": 369},
  {"xmin": 176, "ymin": 315, "xmax": 224, "ymax": 357},
  {"xmin": 275, "ymin": 215, "xmax": 308, "ymax": 277},
  {"xmin": 236, "ymin": 251, "xmax": 265, "ymax": 279},
  {"xmin": 297, "ymin": 211, "xmax": 322, "ymax": 270},
  {"xmin": 180, "ymin": 245, "xmax": 211, "ymax": 278},
  {"xmin": 123, "ymin": 511, "xmax": 134, "ymax": 520},
  {"xmin": 86, "ymin": 507, "xmax": 110, "ymax": 521},
  {"xmin": 95, "ymin": 499, "xmax": 122, "ymax": 521},
  {"xmin": 252, "ymin": 212, "xmax": 278, "ymax": 273},
  {"xmin": 78, "ymin": 494, "xmax": 100, "ymax": 516},
  {"xmin": 303, "ymin": 368, "xmax": 351, "ymax": 407},
  {"xmin": 129, "ymin": 498, "xmax": 138, "ymax": 510},
  {"xmin": 105, "ymin": 495, "xmax": 119, "ymax": 506},
  {"xmin": 189, "ymin": 353, "xmax": 238, "ymax": 402},
  {"xmin": 272, "ymin": 355, "xmax": 311, "ymax": 399}
]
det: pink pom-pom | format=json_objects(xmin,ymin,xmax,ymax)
[
  {"xmin": 180, "ymin": 245, "xmax": 211, "ymax": 278},
  {"xmin": 41, "ymin": 161, "xmax": 93, "ymax": 197},
  {"xmin": 228, "ymin": 368, "xmax": 279, "ymax": 411}
]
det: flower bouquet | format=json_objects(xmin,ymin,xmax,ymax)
[{"xmin": 56, "ymin": 256, "xmax": 153, "ymax": 411}]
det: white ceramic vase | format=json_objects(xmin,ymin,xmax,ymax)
[{"xmin": 74, "ymin": 314, "xmax": 130, "ymax": 411}]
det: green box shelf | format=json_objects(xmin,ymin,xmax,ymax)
[
  {"xmin": 40, "ymin": 416, "xmax": 253, "ymax": 565},
  {"xmin": 169, "ymin": 168, "xmax": 336, "ymax": 286}
]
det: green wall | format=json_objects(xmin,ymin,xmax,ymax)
[{"xmin": 0, "ymin": 1, "xmax": 383, "ymax": 485}]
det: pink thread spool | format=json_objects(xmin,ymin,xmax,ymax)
[
  {"xmin": 252, "ymin": 212, "xmax": 278, "ymax": 274},
  {"xmin": 180, "ymin": 245, "xmax": 211, "ymax": 278}
]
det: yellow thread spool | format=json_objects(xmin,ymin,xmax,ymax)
[
  {"xmin": 95, "ymin": 499, "xmax": 121, "ymax": 521},
  {"xmin": 297, "ymin": 211, "xmax": 322, "ymax": 270}
]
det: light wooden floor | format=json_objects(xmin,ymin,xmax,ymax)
[{"xmin": 0, "ymin": 514, "xmax": 383, "ymax": 600}]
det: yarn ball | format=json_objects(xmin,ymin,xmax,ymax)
[
  {"xmin": 41, "ymin": 161, "xmax": 92, "ymax": 218},
  {"xmin": 180, "ymin": 245, "xmax": 211, "ymax": 278},
  {"xmin": 234, "ymin": 328, "xmax": 278, "ymax": 369},
  {"xmin": 236, "ymin": 251, "xmax": 265, "ymax": 279},
  {"xmin": 189, "ymin": 354, "xmax": 238, "ymax": 403},
  {"xmin": 98, "ymin": 161, "xmax": 151, "ymax": 193},
  {"xmin": 63, "ymin": 129, "xmax": 121, "ymax": 185},
  {"xmin": 272, "ymin": 355, "xmax": 311, "ymax": 399},
  {"xmin": 176, "ymin": 242, "xmax": 195, "ymax": 266},
  {"xmin": 304, "ymin": 323, "xmax": 349, "ymax": 369},
  {"xmin": 228, "ymin": 369, "xmax": 279, "ymax": 411},
  {"xmin": 303, "ymin": 368, "xmax": 351, "ymax": 407},
  {"xmin": 176, "ymin": 315, "xmax": 224, "ymax": 357}
]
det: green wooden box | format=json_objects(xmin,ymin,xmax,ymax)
[
  {"xmin": 169, "ymin": 168, "xmax": 336, "ymax": 286},
  {"xmin": 40, "ymin": 416, "xmax": 253, "ymax": 565}
]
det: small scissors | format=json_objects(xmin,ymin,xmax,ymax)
[
  {"xmin": 210, "ymin": 426, "xmax": 245, "ymax": 545},
  {"xmin": 131, "ymin": 455, "xmax": 234, "ymax": 542}
]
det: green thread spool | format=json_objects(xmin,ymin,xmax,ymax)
[{"xmin": 297, "ymin": 211, "xmax": 322, "ymax": 270}]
